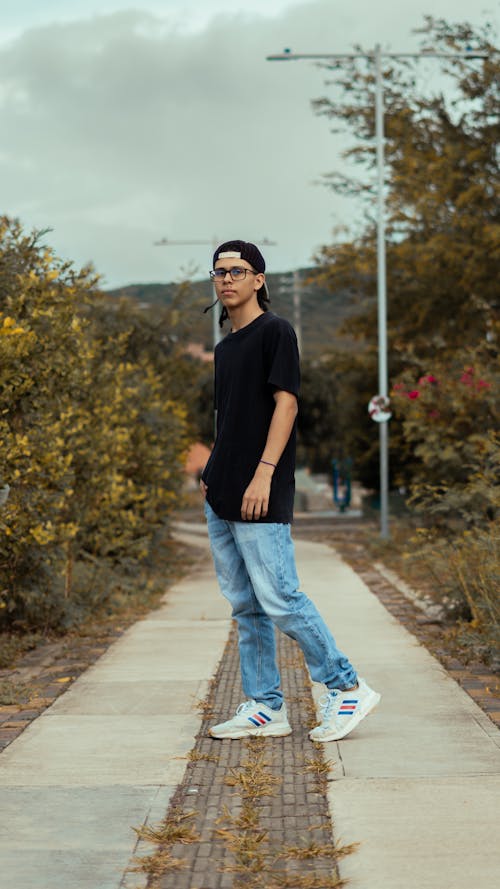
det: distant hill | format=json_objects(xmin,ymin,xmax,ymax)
[{"xmin": 105, "ymin": 269, "xmax": 366, "ymax": 359}]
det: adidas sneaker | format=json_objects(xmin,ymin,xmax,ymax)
[
  {"xmin": 309, "ymin": 678, "xmax": 381, "ymax": 742},
  {"xmin": 210, "ymin": 699, "xmax": 292, "ymax": 739}
]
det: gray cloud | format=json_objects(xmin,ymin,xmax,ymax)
[{"xmin": 0, "ymin": 0, "xmax": 493, "ymax": 285}]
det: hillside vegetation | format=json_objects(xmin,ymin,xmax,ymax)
[{"xmin": 105, "ymin": 271, "xmax": 363, "ymax": 359}]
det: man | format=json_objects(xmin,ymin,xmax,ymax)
[{"xmin": 201, "ymin": 239, "xmax": 380, "ymax": 741}]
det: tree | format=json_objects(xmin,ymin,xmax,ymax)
[
  {"xmin": 313, "ymin": 17, "xmax": 498, "ymax": 358},
  {"xmin": 87, "ymin": 291, "xmax": 213, "ymax": 444},
  {"xmin": 307, "ymin": 18, "xmax": 498, "ymax": 490}
]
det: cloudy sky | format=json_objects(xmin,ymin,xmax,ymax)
[{"xmin": 1, "ymin": 0, "xmax": 496, "ymax": 287}]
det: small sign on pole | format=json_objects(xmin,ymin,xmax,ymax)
[{"xmin": 368, "ymin": 394, "xmax": 392, "ymax": 423}]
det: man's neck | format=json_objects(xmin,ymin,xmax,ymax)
[{"xmin": 229, "ymin": 306, "xmax": 264, "ymax": 332}]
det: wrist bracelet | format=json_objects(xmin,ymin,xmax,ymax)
[{"xmin": 260, "ymin": 459, "xmax": 276, "ymax": 468}]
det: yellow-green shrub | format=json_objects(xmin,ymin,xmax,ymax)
[{"xmin": 0, "ymin": 217, "xmax": 189, "ymax": 629}]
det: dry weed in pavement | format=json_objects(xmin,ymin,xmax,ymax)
[
  {"xmin": 223, "ymin": 737, "xmax": 282, "ymax": 800},
  {"xmin": 186, "ymin": 748, "xmax": 219, "ymax": 763},
  {"xmin": 129, "ymin": 848, "xmax": 186, "ymax": 879},
  {"xmin": 133, "ymin": 808, "xmax": 200, "ymax": 847},
  {"xmin": 264, "ymin": 874, "xmax": 347, "ymax": 888},
  {"xmin": 298, "ymin": 752, "xmax": 333, "ymax": 794},
  {"xmin": 129, "ymin": 808, "xmax": 200, "ymax": 885},
  {"xmin": 278, "ymin": 841, "xmax": 359, "ymax": 861},
  {"xmin": 194, "ymin": 675, "xmax": 217, "ymax": 719}
]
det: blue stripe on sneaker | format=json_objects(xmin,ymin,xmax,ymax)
[{"xmin": 248, "ymin": 711, "xmax": 273, "ymax": 727}]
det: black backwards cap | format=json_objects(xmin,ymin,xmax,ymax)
[
  {"xmin": 205, "ymin": 239, "xmax": 270, "ymax": 326},
  {"xmin": 213, "ymin": 240, "xmax": 266, "ymax": 273}
]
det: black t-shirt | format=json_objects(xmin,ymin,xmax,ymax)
[{"xmin": 202, "ymin": 312, "xmax": 300, "ymax": 523}]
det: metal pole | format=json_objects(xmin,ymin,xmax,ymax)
[
  {"xmin": 211, "ymin": 239, "xmax": 220, "ymax": 441},
  {"xmin": 292, "ymin": 269, "xmax": 302, "ymax": 354},
  {"xmin": 211, "ymin": 238, "xmax": 222, "ymax": 349},
  {"xmin": 375, "ymin": 45, "xmax": 389, "ymax": 538},
  {"xmin": 212, "ymin": 292, "xmax": 221, "ymax": 347}
]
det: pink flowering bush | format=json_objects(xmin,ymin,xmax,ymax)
[{"xmin": 391, "ymin": 355, "xmax": 499, "ymax": 527}]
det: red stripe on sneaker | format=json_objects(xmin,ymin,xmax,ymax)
[{"xmin": 248, "ymin": 712, "xmax": 271, "ymax": 726}]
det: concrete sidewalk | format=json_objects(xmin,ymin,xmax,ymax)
[
  {"xmin": 299, "ymin": 537, "xmax": 500, "ymax": 889},
  {"xmin": 0, "ymin": 527, "xmax": 231, "ymax": 889},
  {"xmin": 0, "ymin": 522, "xmax": 499, "ymax": 889}
]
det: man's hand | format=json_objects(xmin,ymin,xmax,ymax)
[
  {"xmin": 240, "ymin": 391, "xmax": 297, "ymax": 521},
  {"xmin": 199, "ymin": 479, "xmax": 208, "ymax": 499},
  {"xmin": 241, "ymin": 462, "xmax": 274, "ymax": 521}
]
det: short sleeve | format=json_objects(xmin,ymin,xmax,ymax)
[{"xmin": 264, "ymin": 318, "xmax": 300, "ymax": 397}]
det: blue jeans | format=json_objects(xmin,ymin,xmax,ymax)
[{"xmin": 204, "ymin": 501, "xmax": 357, "ymax": 710}]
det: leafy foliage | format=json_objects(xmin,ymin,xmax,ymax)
[
  {"xmin": 313, "ymin": 18, "xmax": 498, "ymax": 362},
  {"xmin": 306, "ymin": 17, "xmax": 498, "ymax": 494},
  {"xmin": 0, "ymin": 217, "xmax": 190, "ymax": 630},
  {"xmin": 391, "ymin": 354, "xmax": 499, "ymax": 525}
]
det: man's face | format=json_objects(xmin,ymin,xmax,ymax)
[{"xmin": 213, "ymin": 258, "xmax": 265, "ymax": 314}]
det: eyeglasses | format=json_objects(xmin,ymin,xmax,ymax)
[{"xmin": 209, "ymin": 267, "xmax": 258, "ymax": 282}]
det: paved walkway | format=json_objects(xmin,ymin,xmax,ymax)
[{"xmin": 0, "ymin": 522, "xmax": 499, "ymax": 889}]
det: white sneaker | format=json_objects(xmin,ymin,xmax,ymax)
[
  {"xmin": 209, "ymin": 700, "xmax": 292, "ymax": 739},
  {"xmin": 309, "ymin": 678, "xmax": 381, "ymax": 742}
]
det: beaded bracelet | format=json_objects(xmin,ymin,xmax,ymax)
[{"xmin": 259, "ymin": 459, "xmax": 277, "ymax": 468}]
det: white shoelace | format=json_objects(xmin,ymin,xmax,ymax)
[
  {"xmin": 317, "ymin": 691, "xmax": 339, "ymax": 724},
  {"xmin": 235, "ymin": 700, "xmax": 258, "ymax": 716}
]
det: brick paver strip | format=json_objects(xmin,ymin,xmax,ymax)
[{"xmin": 143, "ymin": 624, "xmax": 345, "ymax": 889}]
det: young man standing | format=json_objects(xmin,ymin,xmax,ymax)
[{"xmin": 201, "ymin": 240, "xmax": 380, "ymax": 741}]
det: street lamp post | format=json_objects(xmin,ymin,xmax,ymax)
[
  {"xmin": 279, "ymin": 270, "xmax": 303, "ymax": 354},
  {"xmin": 374, "ymin": 45, "xmax": 389, "ymax": 538},
  {"xmin": 267, "ymin": 46, "xmax": 488, "ymax": 538}
]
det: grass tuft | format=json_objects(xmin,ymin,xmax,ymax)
[
  {"xmin": 264, "ymin": 873, "xmax": 347, "ymax": 888},
  {"xmin": 128, "ymin": 848, "xmax": 186, "ymax": 876},
  {"xmin": 195, "ymin": 697, "xmax": 215, "ymax": 718},
  {"xmin": 187, "ymin": 748, "xmax": 218, "ymax": 763},
  {"xmin": 279, "ymin": 840, "xmax": 359, "ymax": 860},
  {"xmin": 301, "ymin": 755, "xmax": 335, "ymax": 776},
  {"xmin": 132, "ymin": 808, "xmax": 199, "ymax": 846}
]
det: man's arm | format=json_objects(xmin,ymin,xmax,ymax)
[{"xmin": 240, "ymin": 389, "xmax": 298, "ymax": 521}]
